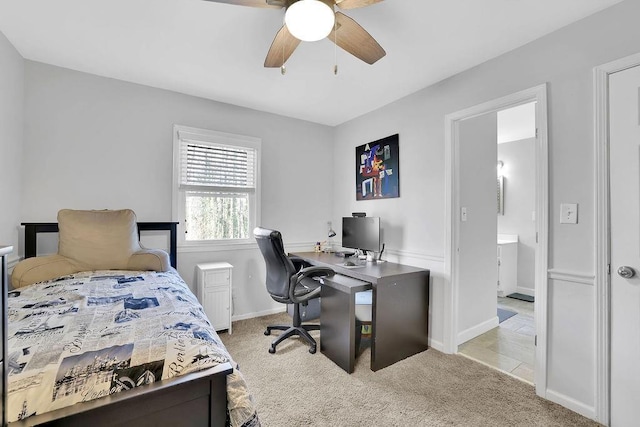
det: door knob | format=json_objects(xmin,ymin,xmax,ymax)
[{"xmin": 617, "ymin": 266, "xmax": 636, "ymax": 279}]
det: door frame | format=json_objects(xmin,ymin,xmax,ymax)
[
  {"xmin": 594, "ymin": 51, "xmax": 640, "ymax": 426},
  {"xmin": 444, "ymin": 83, "xmax": 549, "ymax": 398}
]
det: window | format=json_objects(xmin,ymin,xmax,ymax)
[{"xmin": 173, "ymin": 125, "xmax": 261, "ymax": 246}]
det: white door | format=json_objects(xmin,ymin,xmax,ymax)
[
  {"xmin": 609, "ymin": 64, "xmax": 640, "ymax": 426},
  {"xmin": 457, "ymin": 113, "xmax": 498, "ymax": 342}
]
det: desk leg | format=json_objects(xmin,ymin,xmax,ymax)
[
  {"xmin": 320, "ymin": 285, "xmax": 356, "ymax": 373},
  {"xmin": 371, "ymin": 273, "xmax": 429, "ymax": 371}
]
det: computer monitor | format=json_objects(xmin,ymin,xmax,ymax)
[{"xmin": 342, "ymin": 216, "xmax": 380, "ymax": 253}]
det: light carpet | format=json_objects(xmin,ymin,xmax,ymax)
[{"xmin": 220, "ymin": 313, "xmax": 599, "ymax": 426}]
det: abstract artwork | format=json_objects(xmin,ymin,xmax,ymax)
[{"xmin": 355, "ymin": 134, "xmax": 399, "ymax": 200}]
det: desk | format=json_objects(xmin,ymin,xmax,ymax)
[{"xmin": 291, "ymin": 252, "xmax": 430, "ymax": 372}]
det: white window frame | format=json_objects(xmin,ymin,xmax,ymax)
[{"xmin": 172, "ymin": 125, "xmax": 261, "ymax": 250}]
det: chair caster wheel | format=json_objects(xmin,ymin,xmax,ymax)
[
  {"xmin": 264, "ymin": 329, "xmax": 271, "ymax": 336},
  {"xmin": 268, "ymin": 347, "xmax": 276, "ymax": 354},
  {"xmin": 309, "ymin": 347, "xmax": 316, "ymax": 354}
]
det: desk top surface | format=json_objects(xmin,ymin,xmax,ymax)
[{"xmin": 291, "ymin": 252, "xmax": 429, "ymax": 284}]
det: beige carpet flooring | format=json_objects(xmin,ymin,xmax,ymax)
[{"xmin": 220, "ymin": 313, "xmax": 600, "ymax": 427}]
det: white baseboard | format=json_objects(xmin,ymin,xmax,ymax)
[
  {"xmin": 457, "ymin": 316, "xmax": 499, "ymax": 345},
  {"xmin": 232, "ymin": 306, "xmax": 286, "ymax": 322},
  {"xmin": 428, "ymin": 338, "xmax": 445, "ymax": 352},
  {"xmin": 546, "ymin": 389, "xmax": 596, "ymax": 421}
]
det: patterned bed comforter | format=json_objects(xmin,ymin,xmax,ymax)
[{"xmin": 6, "ymin": 270, "xmax": 260, "ymax": 426}]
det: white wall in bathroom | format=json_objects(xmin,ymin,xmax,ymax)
[{"xmin": 497, "ymin": 137, "xmax": 536, "ymax": 294}]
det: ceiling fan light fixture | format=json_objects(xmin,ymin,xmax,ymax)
[{"xmin": 285, "ymin": 0, "xmax": 335, "ymax": 42}]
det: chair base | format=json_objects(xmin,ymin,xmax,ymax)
[{"xmin": 265, "ymin": 323, "xmax": 320, "ymax": 354}]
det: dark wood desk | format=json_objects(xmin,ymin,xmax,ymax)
[{"xmin": 291, "ymin": 252, "xmax": 430, "ymax": 372}]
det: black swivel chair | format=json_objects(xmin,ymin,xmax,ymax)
[{"xmin": 254, "ymin": 227, "xmax": 335, "ymax": 354}]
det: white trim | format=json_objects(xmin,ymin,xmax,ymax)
[
  {"xmin": 593, "ymin": 51, "xmax": 640, "ymax": 426},
  {"xmin": 232, "ymin": 306, "xmax": 286, "ymax": 322},
  {"xmin": 178, "ymin": 241, "xmax": 317, "ymax": 254},
  {"xmin": 179, "ymin": 242, "xmax": 259, "ymax": 253},
  {"xmin": 284, "ymin": 242, "xmax": 319, "ymax": 253},
  {"xmin": 547, "ymin": 269, "xmax": 595, "ymax": 286},
  {"xmin": 457, "ymin": 316, "xmax": 499, "ymax": 345},
  {"xmin": 546, "ymin": 389, "xmax": 596, "ymax": 421},
  {"xmin": 428, "ymin": 338, "xmax": 445, "ymax": 353},
  {"xmin": 383, "ymin": 248, "xmax": 445, "ymax": 264},
  {"xmin": 444, "ymin": 83, "xmax": 549, "ymax": 399}
]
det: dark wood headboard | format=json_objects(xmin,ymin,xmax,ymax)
[{"xmin": 21, "ymin": 222, "xmax": 179, "ymax": 269}]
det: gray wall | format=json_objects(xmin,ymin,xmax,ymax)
[
  {"xmin": 498, "ymin": 138, "xmax": 536, "ymax": 293},
  {"xmin": 22, "ymin": 61, "xmax": 335, "ymax": 318},
  {"xmin": 0, "ymin": 31, "xmax": 23, "ymax": 261},
  {"xmin": 333, "ymin": 0, "xmax": 640, "ymax": 418}
]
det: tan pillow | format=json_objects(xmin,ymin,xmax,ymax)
[
  {"xmin": 58, "ymin": 209, "xmax": 141, "ymax": 271},
  {"xmin": 11, "ymin": 209, "xmax": 171, "ymax": 288},
  {"xmin": 11, "ymin": 255, "xmax": 80, "ymax": 289}
]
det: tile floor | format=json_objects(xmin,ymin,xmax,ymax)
[{"xmin": 458, "ymin": 296, "xmax": 535, "ymax": 383}]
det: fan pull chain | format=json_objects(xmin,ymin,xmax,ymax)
[
  {"xmin": 281, "ymin": 27, "xmax": 287, "ymax": 75},
  {"xmin": 333, "ymin": 19, "xmax": 338, "ymax": 76}
]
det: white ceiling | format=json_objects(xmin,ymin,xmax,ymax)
[{"xmin": 0, "ymin": 0, "xmax": 623, "ymax": 126}]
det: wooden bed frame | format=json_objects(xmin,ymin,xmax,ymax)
[{"xmin": 4, "ymin": 222, "xmax": 233, "ymax": 427}]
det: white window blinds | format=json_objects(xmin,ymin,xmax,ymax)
[{"xmin": 179, "ymin": 140, "xmax": 257, "ymax": 193}]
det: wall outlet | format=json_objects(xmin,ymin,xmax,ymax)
[{"xmin": 560, "ymin": 203, "xmax": 578, "ymax": 224}]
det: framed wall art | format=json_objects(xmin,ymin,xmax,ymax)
[{"xmin": 355, "ymin": 134, "xmax": 399, "ymax": 200}]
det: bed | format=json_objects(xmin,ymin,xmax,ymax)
[{"xmin": 3, "ymin": 210, "xmax": 259, "ymax": 427}]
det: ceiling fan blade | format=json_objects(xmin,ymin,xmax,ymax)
[
  {"xmin": 335, "ymin": 0, "xmax": 383, "ymax": 10},
  {"xmin": 328, "ymin": 12, "xmax": 386, "ymax": 65},
  {"xmin": 264, "ymin": 25, "xmax": 302, "ymax": 68},
  {"xmin": 202, "ymin": 0, "xmax": 284, "ymax": 9}
]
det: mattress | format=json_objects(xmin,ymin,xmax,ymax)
[{"xmin": 6, "ymin": 270, "xmax": 259, "ymax": 426}]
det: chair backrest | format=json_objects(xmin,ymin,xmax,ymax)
[{"xmin": 254, "ymin": 227, "xmax": 297, "ymax": 302}]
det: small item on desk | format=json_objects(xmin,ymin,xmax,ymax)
[
  {"xmin": 314, "ymin": 241, "xmax": 321, "ymax": 253},
  {"xmin": 335, "ymin": 251, "xmax": 355, "ymax": 258},
  {"xmin": 344, "ymin": 261, "xmax": 356, "ymax": 267}
]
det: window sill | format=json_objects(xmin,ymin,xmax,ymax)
[{"xmin": 178, "ymin": 241, "xmax": 258, "ymax": 253}]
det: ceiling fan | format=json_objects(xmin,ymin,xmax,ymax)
[{"xmin": 203, "ymin": 0, "xmax": 386, "ymax": 69}]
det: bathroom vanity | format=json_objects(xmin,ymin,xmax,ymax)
[{"xmin": 497, "ymin": 234, "xmax": 518, "ymax": 297}]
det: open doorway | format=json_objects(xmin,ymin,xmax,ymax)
[
  {"xmin": 458, "ymin": 102, "xmax": 537, "ymax": 383},
  {"xmin": 444, "ymin": 84, "xmax": 548, "ymax": 397}
]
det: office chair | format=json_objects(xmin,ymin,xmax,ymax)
[{"xmin": 254, "ymin": 227, "xmax": 335, "ymax": 354}]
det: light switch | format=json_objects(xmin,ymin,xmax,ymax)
[
  {"xmin": 560, "ymin": 203, "xmax": 578, "ymax": 224},
  {"xmin": 461, "ymin": 207, "xmax": 468, "ymax": 222}
]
